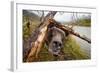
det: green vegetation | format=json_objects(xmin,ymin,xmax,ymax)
[
  {"xmin": 76, "ymin": 18, "xmax": 91, "ymax": 27},
  {"xmin": 23, "ymin": 26, "xmax": 90, "ymax": 62},
  {"xmin": 36, "ymin": 35, "xmax": 90, "ymax": 62},
  {"xmin": 63, "ymin": 35, "xmax": 90, "ymax": 60},
  {"xmin": 23, "ymin": 10, "xmax": 41, "ymax": 40},
  {"xmin": 64, "ymin": 17, "xmax": 91, "ymax": 27}
]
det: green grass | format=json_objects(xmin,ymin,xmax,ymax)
[
  {"xmin": 33, "ymin": 35, "xmax": 90, "ymax": 62},
  {"xmin": 63, "ymin": 35, "xmax": 90, "ymax": 60},
  {"xmin": 23, "ymin": 21, "xmax": 90, "ymax": 61}
]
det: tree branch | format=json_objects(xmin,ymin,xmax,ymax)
[
  {"xmin": 49, "ymin": 19, "xmax": 91, "ymax": 43},
  {"xmin": 26, "ymin": 11, "xmax": 57, "ymax": 62}
]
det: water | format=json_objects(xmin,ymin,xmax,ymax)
[
  {"xmin": 73, "ymin": 26, "xmax": 91, "ymax": 38},
  {"xmin": 72, "ymin": 26, "xmax": 91, "ymax": 56}
]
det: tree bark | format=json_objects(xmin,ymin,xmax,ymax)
[
  {"xmin": 49, "ymin": 19, "xmax": 91, "ymax": 43},
  {"xmin": 26, "ymin": 11, "xmax": 57, "ymax": 62}
]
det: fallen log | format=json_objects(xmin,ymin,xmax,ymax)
[
  {"xmin": 26, "ymin": 11, "xmax": 57, "ymax": 62},
  {"xmin": 48, "ymin": 19, "xmax": 91, "ymax": 43}
]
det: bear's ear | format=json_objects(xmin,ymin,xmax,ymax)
[
  {"xmin": 46, "ymin": 27, "xmax": 54, "ymax": 43},
  {"xmin": 50, "ymin": 27, "xmax": 56, "ymax": 36}
]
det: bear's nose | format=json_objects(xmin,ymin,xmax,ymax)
[{"xmin": 53, "ymin": 41, "xmax": 62, "ymax": 49}]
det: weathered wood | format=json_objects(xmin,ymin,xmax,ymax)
[
  {"xmin": 48, "ymin": 19, "xmax": 91, "ymax": 43},
  {"xmin": 26, "ymin": 11, "xmax": 57, "ymax": 62},
  {"xmin": 58, "ymin": 25, "xmax": 91, "ymax": 43}
]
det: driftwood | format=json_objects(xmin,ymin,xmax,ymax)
[{"xmin": 26, "ymin": 11, "xmax": 57, "ymax": 62}]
